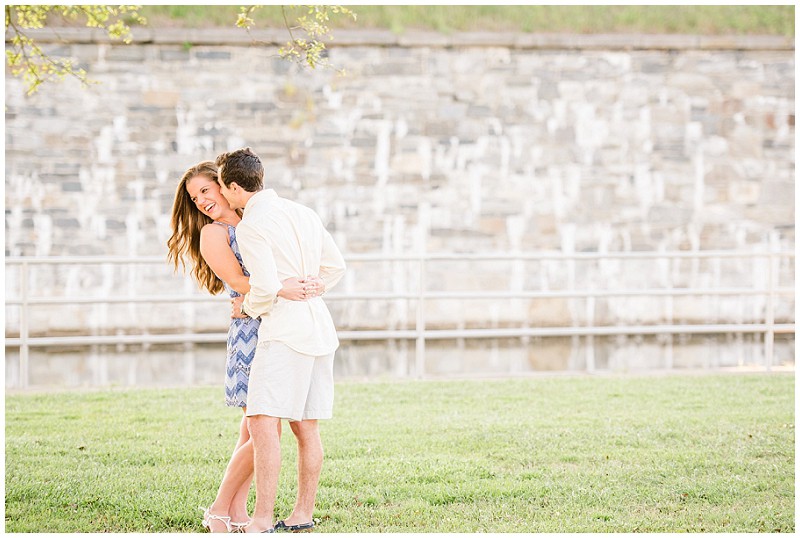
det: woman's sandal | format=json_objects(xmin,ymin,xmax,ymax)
[
  {"xmin": 200, "ymin": 506, "xmax": 233, "ymax": 533},
  {"xmin": 229, "ymin": 520, "xmax": 251, "ymax": 534}
]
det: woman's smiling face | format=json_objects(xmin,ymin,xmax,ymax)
[{"xmin": 186, "ymin": 174, "xmax": 231, "ymax": 220}]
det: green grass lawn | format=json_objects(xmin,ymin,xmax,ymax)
[
  {"xmin": 135, "ymin": 5, "xmax": 794, "ymax": 36},
  {"xmin": 5, "ymin": 373, "xmax": 794, "ymax": 532}
]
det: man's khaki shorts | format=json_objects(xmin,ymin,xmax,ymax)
[{"xmin": 245, "ymin": 340, "xmax": 335, "ymax": 422}]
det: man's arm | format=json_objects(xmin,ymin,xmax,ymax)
[
  {"xmin": 318, "ymin": 226, "xmax": 346, "ymax": 292},
  {"xmin": 230, "ymin": 276, "xmax": 311, "ymax": 319},
  {"xmin": 235, "ymin": 222, "xmax": 282, "ymax": 318}
]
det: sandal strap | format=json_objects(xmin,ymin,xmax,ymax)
[
  {"xmin": 231, "ymin": 520, "xmax": 250, "ymax": 527},
  {"xmin": 199, "ymin": 506, "xmax": 232, "ymax": 532}
]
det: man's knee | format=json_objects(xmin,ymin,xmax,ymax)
[
  {"xmin": 290, "ymin": 419, "xmax": 318, "ymax": 435},
  {"xmin": 248, "ymin": 415, "xmax": 281, "ymax": 438},
  {"xmin": 290, "ymin": 420, "xmax": 322, "ymax": 448}
]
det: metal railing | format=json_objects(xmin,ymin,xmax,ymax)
[{"xmin": 5, "ymin": 248, "xmax": 795, "ymax": 387}]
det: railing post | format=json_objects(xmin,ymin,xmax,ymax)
[
  {"xmin": 19, "ymin": 261, "xmax": 29, "ymax": 389},
  {"xmin": 585, "ymin": 295, "xmax": 595, "ymax": 373},
  {"xmin": 764, "ymin": 235, "xmax": 778, "ymax": 371},
  {"xmin": 565, "ymin": 248, "xmax": 579, "ymax": 372},
  {"xmin": 664, "ymin": 249, "xmax": 674, "ymax": 370},
  {"xmin": 415, "ymin": 203, "xmax": 429, "ymax": 379}
]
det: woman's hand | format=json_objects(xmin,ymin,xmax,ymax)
[
  {"xmin": 278, "ymin": 275, "xmax": 326, "ymax": 301},
  {"xmin": 278, "ymin": 277, "xmax": 308, "ymax": 301},
  {"xmin": 300, "ymin": 275, "xmax": 325, "ymax": 298}
]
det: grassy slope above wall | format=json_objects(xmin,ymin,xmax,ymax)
[{"xmin": 100, "ymin": 5, "xmax": 794, "ymax": 36}]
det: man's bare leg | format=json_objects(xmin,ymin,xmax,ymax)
[
  {"xmin": 245, "ymin": 415, "xmax": 281, "ymax": 533},
  {"xmin": 282, "ymin": 420, "xmax": 323, "ymax": 526}
]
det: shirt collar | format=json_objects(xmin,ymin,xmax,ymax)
[{"xmin": 243, "ymin": 189, "xmax": 277, "ymax": 215}]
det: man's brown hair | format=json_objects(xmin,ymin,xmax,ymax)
[{"xmin": 215, "ymin": 147, "xmax": 264, "ymax": 192}]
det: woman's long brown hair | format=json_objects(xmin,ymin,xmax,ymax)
[{"xmin": 167, "ymin": 161, "xmax": 225, "ymax": 295}]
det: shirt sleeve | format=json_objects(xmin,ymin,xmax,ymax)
[
  {"xmin": 235, "ymin": 221, "xmax": 282, "ymax": 318},
  {"xmin": 318, "ymin": 224, "xmax": 346, "ymax": 292}
]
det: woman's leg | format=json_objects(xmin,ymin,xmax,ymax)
[
  {"xmin": 207, "ymin": 410, "xmax": 255, "ymax": 531},
  {"xmin": 227, "ymin": 411, "xmax": 254, "ymax": 523}
]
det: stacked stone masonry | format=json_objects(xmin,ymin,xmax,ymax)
[{"xmin": 4, "ymin": 30, "xmax": 795, "ymax": 340}]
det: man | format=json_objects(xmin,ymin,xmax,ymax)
[{"xmin": 215, "ymin": 147, "xmax": 346, "ymax": 533}]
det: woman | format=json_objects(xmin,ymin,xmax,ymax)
[{"xmin": 167, "ymin": 161, "xmax": 323, "ymax": 533}]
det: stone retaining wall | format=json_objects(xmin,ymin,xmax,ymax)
[{"xmin": 4, "ymin": 29, "xmax": 795, "ymax": 338}]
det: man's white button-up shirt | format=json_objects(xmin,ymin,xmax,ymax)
[{"xmin": 236, "ymin": 189, "xmax": 346, "ymax": 356}]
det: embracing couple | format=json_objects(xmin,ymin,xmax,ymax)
[{"xmin": 167, "ymin": 148, "xmax": 346, "ymax": 533}]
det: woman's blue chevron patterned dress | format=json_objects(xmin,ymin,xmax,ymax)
[{"xmin": 216, "ymin": 222, "xmax": 261, "ymax": 408}]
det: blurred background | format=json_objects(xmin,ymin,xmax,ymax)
[{"xmin": 4, "ymin": 5, "xmax": 795, "ymax": 390}]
